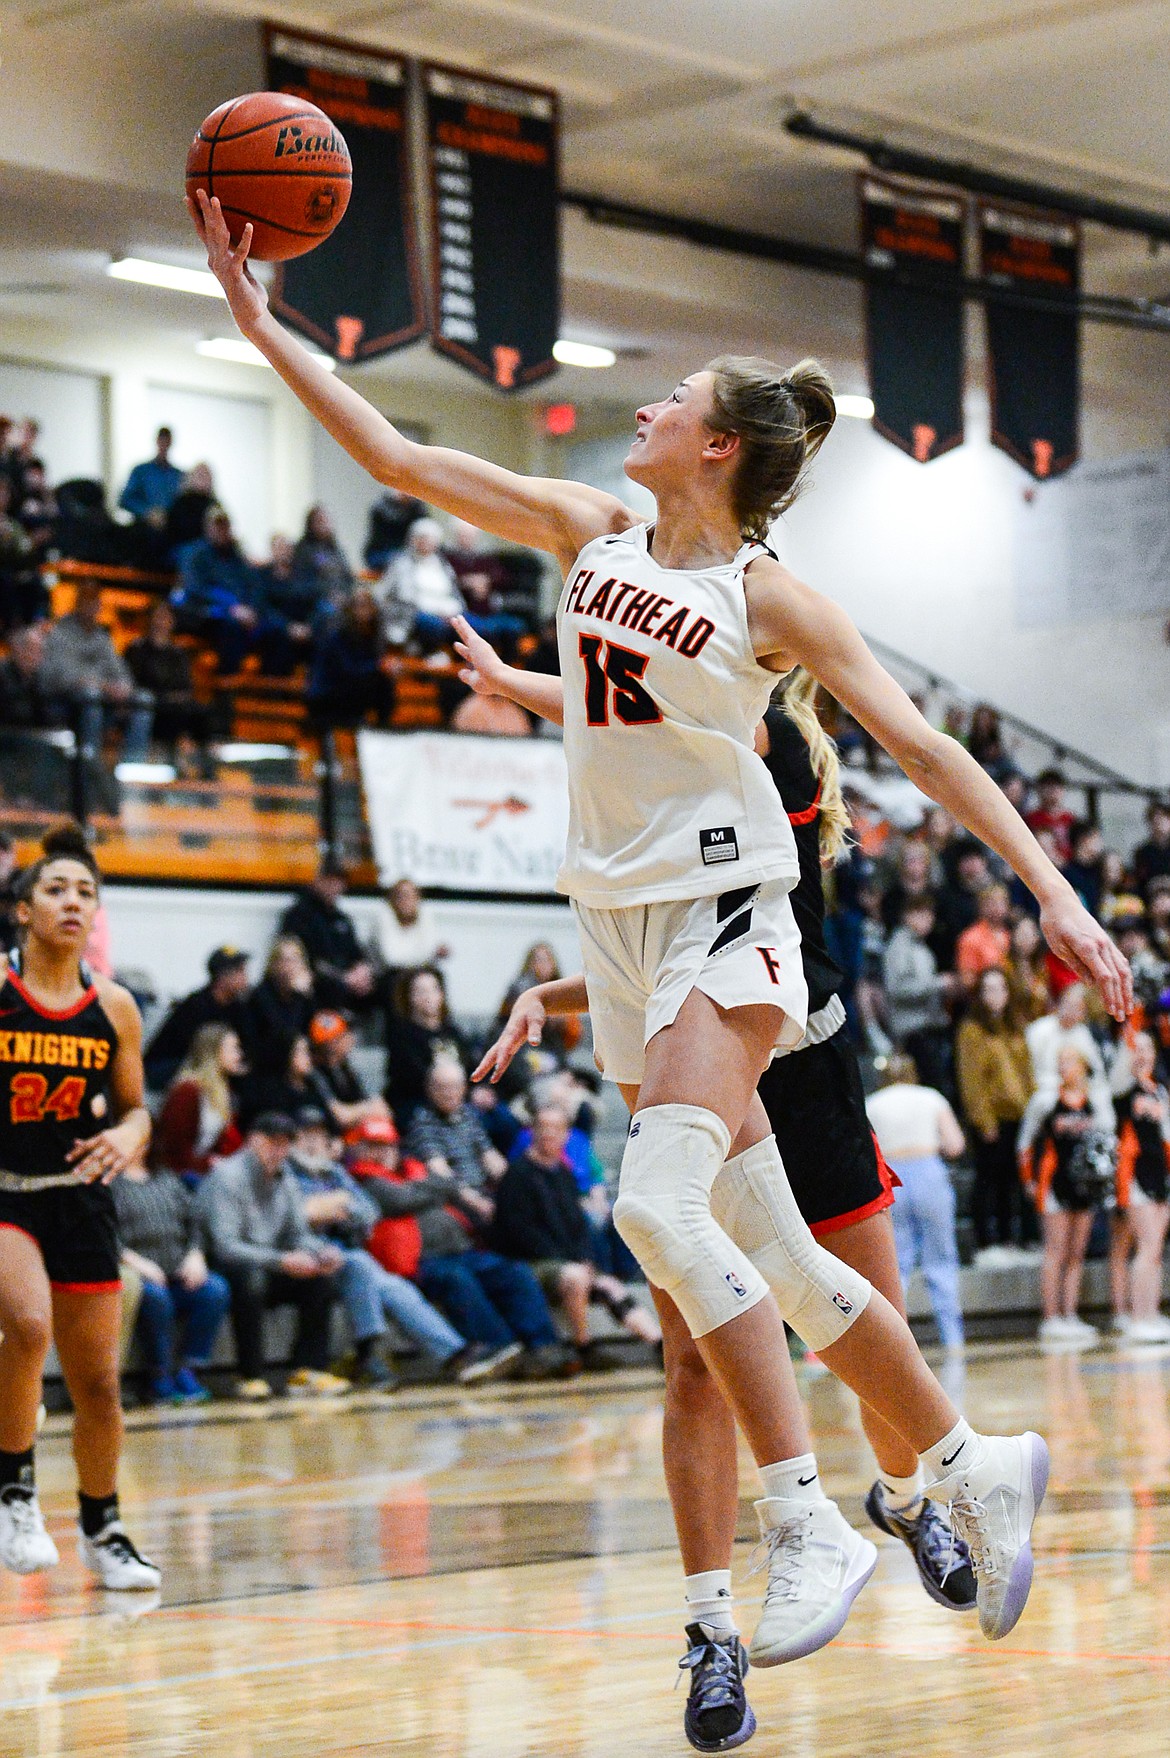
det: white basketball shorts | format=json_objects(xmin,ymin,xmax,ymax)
[{"xmin": 572, "ymin": 878, "xmax": 808, "ymax": 1087}]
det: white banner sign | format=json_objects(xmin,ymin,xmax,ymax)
[{"xmin": 358, "ymin": 731, "xmax": 570, "ymax": 894}]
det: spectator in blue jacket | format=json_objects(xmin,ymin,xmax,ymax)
[
  {"xmin": 172, "ymin": 507, "xmax": 292, "ymax": 674},
  {"xmin": 307, "ymin": 587, "xmax": 396, "ymax": 728},
  {"xmin": 119, "ymin": 427, "xmax": 184, "ymax": 525}
]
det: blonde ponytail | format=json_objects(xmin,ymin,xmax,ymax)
[{"xmin": 781, "ymin": 670, "xmax": 851, "ymax": 865}]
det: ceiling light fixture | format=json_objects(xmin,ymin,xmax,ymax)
[
  {"xmin": 553, "ymin": 338, "xmax": 617, "ymax": 369},
  {"xmin": 196, "ymin": 337, "xmax": 336, "ymax": 372},
  {"xmin": 108, "ymin": 257, "xmax": 226, "ymax": 299},
  {"xmin": 835, "ymin": 394, "xmax": 875, "ymax": 420}
]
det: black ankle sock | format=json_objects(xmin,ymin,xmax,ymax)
[
  {"xmin": 79, "ymin": 1492, "xmax": 119, "ymax": 1538},
  {"xmin": 0, "ymin": 1448, "xmax": 34, "ymax": 1495}
]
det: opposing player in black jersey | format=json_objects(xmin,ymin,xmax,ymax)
[
  {"xmin": 476, "ymin": 675, "xmax": 974, "ymax": 1751},
  {"xmin": 0, "ymin": 825, "xmax": 160, "ymax": 1589}
]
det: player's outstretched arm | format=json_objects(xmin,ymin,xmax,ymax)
[
  {"xmin": 748, "ymin": 560, "xmax": 1133, "ymax": 1021},
  {"xmin": 453, "ymin": 618, "xmax": 565, "ymax": 725},
  {"xmin": 473, "ymin": 975, "xmax": 588, "ymax": 1084},
  {"xmin": 188, "ymin": 192, "xmax": 634, "ymax": 571}
]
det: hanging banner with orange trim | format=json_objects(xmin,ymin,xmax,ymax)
[
  {"xmin": 979, "ymin": 201, "xmax": 1080, "ymax": 479},
  {"xmin": 266, "ymin": 26, "xmax": 425, "ymax": 362},
  {"xmin": 423, "ymin": 64, "xmax": 560, "ymax": 390},
  {"xmin": 860, "ymin": 175, "xmax": 966, "ymax": 463}
]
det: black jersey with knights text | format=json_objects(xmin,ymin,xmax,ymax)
[
  {"xmin": 0, "ymin": 956, "xmax": 119, "ymax": 1182},
  {"xmin": 760, "ymin": 704, "xmax": 845, "ymax": 1021}
]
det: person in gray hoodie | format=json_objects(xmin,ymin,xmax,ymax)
[
  {"xmin": 881, "ymin": 899, "xmax": 957, "ymax": 1099},
  {"xmin": 40, "ymin": 580, "xmax": 153, "ymax": 762},
  {"xmin": 196, "ymin": 1112, "xmax": 344, "ymax": 1398}
]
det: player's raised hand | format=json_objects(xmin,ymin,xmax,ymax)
[
  {"xmin": 1038, "ymin": 892, "xmax": 1132, "ymax": 1021},
  {"xmin": 453, "ymin": 616, "xmax": 511, "ymax": 698},
  {"xmin": 186, "ymin": 188, "xmax": 269, "ymax": 329},
  {"xmin": 473, "ymin": 989, "xmax": 547, "ymax": 1085}
]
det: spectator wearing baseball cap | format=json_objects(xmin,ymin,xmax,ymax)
[
  {"xmin": 145, "ymin": 945, "xmax": 252, "ymax": 1089},
  {"xmin": 307, "ymin": 1009, "xmax": 391, "ymax": 1134}
]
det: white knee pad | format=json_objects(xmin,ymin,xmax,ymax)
[
  {"xmin": 710, "ymin": 1136, "xmax": 871, "ymax": 1353},
  {"xmin": 612, "ymin": 1103, "xmax": 769, "ymax": 1339}
]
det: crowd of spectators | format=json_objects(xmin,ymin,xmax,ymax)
[{"xmin": 116, "ymin": 866, "xmax": 657, "ymax": 1405}]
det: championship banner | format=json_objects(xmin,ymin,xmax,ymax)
[
  {"xmin": 861, "ymin": 175, "xmax": 966, "ymax": 463},
  {"xmin": 357, "ymin": 731, "xmax": 569, "ymax": 894},
  {"xmin": 423, "ymin": 65, "xmax": 560, "ymax": 390},
  {"xmin": 266, "ymin": 26, "xmax": 425, "ymax": 362},
  {"xmin": 979, "ymin": 201, "xmax": 1080, "ymax": 479}
]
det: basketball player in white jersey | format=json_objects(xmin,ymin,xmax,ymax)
[{"xmin": 191, "ymin": 192, "xmax": 1131, "ymax": 1723}]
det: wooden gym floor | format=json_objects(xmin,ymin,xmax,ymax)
[{"xmin": 2, "ymin": 1341, "xmax": 1169, "ymax": 1757}]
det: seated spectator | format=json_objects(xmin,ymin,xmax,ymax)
[
  {"xmin": 1109, "ymin": 1031, "xmax": 1170, "ymax": 1343},
  {"xmin": 239, "ymin": 1033, "xmax": 318, "ymax": 1130},
  {"xmin": 954, "ymin": 881, "xmax": 1011, "ymax": 993},
  {"xmin": 1133, "ymin": 800, "xmax": 1170, "ymax": 900},
  {"xmin": 1025, "ymin": 769, "xmax": 1076, "ymax": 865},
  {"xmin": 118, "ymin": 426, "xmax": 183, "ymax": 530},
  {"xmin": 40, "ymin": 579, "xmax": 153, "ymax": 762},
  {"xmin": 165, "ymin": 462, "xmax": 216, "ymax": 559},
  {"xmin": 287, "ymin": 1109, "xmax": 473, "ymax": 1387},
  {"xmin": 492, "ymin": 1103, "xmax": 660, "ymax": 1357},
  {"xmin": 443, "ymin": 520, "xmax": 526, "ymax": 653},
  {"xmin": 1025, "ymin": 982, "xmax": 1110, "ymax": 1106},
  {"xmin": 124, "ymin": 600, "xmax": 213, "ymax": 772},
  {"xmin": 280, "ymin": 860, "xmax": 378, "ymax": 1012},
  {"xmin": 406, "ymin": 1059, "xmax": 507, "ymax": 1221},
  {"xmin": 16, "ymin": 458, "xmax": 58, "ymax": 567},
  {"xmin": 173, "ymin": 506, "xmax": 294, "ymax": 675},
  {"xmin": 0, "ymin": 473, "xmax": 44, "ymax": 628},
  {"xmin": 306, "ymin": 586, "xmax": 396, "ymax": 730},
  {"xmin": 0, "ymin": 832, "xmax": 19, "ymax": 955},
  {"xmin": 253, "ymin": 534, "xmax": 324, "ymax": 658},
  {"xmin": 306, "ymin": 1009, "xmax": 390, "ymax": 1133},
  {"xmin": 955, "ymin": 967, "xmax": 1034, "ymax": 1255},
  {"xmin": 866, "ymin": 1053, "xmax": 966, "ymax": 1354},
  {"xmin": 371, "ymin": 877, "xmax": 449, "ymax": 980},
  {"xmin": 384, "ymin": 966, "xmax": 471, "ymax": 1122},
  {"xmin": 244, "ymin": 935, "xmax": 317, "ymax": 1078},
  {"xmin": 496, "ymin": 943, "xmax": 581, "ymax": 1070},
  {"xmin": 881, "ymin": 898, "xmax": 956, "ymax": 1097},
  {"xmin": 0, "ymin": 621, "xmax": 52, "ymax": 728},
  {"xmin": 377, "ymin": 517, "xmax": 463, "ymax": 649},
  {"xmin": 349, "ymin": 1116, "xmax": 563, "ymax": 1375},
  {"xmin": 196, "ymin": 1113, "xmax": 349, "ymax": 1400},
  {"xmin": 151, "ymin": 1023, "xmax": 245, "ymax": 1183},
  {"xmin": 1063, "ymin": 821, "xmax": 1105, "ymax": 919},
  {"xmin": 292, "ymin": 504, "xmax": 354, "ymax": 602},
  {"xmin": 364, "ymin": 485, "xmax": 426, "ymax": 571},
  {"xmin": 145, "ymin": 946, "xmax": 252, "ymax": 1090},
  {"xmin": 113, "ymin": 1160, "xmax": 231, "ymax": 1404},
  {"xmin": 1003, "ymin": 914, "xmax": 1051, "ymax": 1026}
]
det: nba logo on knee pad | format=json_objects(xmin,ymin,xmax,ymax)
[
  {"xmin": 724, "ymin": 1269, "xmax": 749, "ymax": 1299},
  {"xmin": 832, "ymin": 1291, "xmax": 854, "ymax": 1315}
]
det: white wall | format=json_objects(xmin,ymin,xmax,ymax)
[{"xmin": 0, "ymin": 358, "xmax": 105, "ymax": 483}]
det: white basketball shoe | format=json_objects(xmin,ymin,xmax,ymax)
[
  {"xmin": 927, "ymin": 1431, "xmax": 1049, "ymax": 1641},
  {"xmin": 0, "ymin": 1487, "xmax": 59, "ymax": 1575},
  {"xmin": 747, "ymin": 1496, "xmax": 877, "ymax": 1667}
]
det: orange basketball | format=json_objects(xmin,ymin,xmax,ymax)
[{"xmin": 186, "ymin": 91, "xmax": 352, "ymax": 263}]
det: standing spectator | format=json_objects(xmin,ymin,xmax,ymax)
[
  {"xmin": 933, "ymin": 840, "xmax": 992, "ymax": 969},
  {"xmin": 491, "ymin": 1103, "xmax": 660, "ymax": 1356},
  {"xmin": 954, "ymin": 881, "xmax": 1012, "ymax": 994},
  {"xmin": 306, "ymin": 1010, "xmax": 390, "ymax": 1133},
  {"xmin": 0, "ymin": 832, "xmax": 20, "ymax": 955},
  {"xmin": 164, "ymin": 462, "xmax": 216, "ymax": 558},
  {"xmin": 364, "ymin": 485, "xmax": 426, "ymax": 570},
  {"xmin": 280, "ymin": 861, "xmax": 377, "ymax": 1013},
  {"xmin": 145, "ymin": 946, "xmax": 252, "ymax": 1089},
  {"xmin": 1110, "ymin": 1032, "xmax": 1170, "ymax": 1343},
  {"xmin": 1063, "ymin": 822, "xmax": 1105, "ymax": 919},
  {"xmin": 197, "ymin": 1114, "xmax": 349, "ymax": 1399},
  {"xmin": 1097, "ymin": 850, "xmax": 1143, "ymax": 932},
  {"xmin": 1025, "ymin": 769, "xmax": 1076, "ymax": 865},
  {"xmin": 866, "ymin": 1054, "xmax": 966, "ymax": 1355},
  {"xmin": 151, "ymin": 1023, "xmax": 244, "ymax": 1183},
  {"xmin": 879, "ymin": 840, "xmax": 936, "ymax": 933},
  {"xmin": 292, "ymin": 505, "xmax": 354, "ymax": 602},
  {"xmin": 0, "ymin": 474, "xmax": 44, "ymax": 628},
  {"xmin": 955, "ymin": 968, "xmax": 1034, "ymax": 1256},
  {"xmin": 371, "ymin": 877, "xmax": 450, "ymax": 980},
  {"xmin": 16, "ymin": 459, "xmax": 58, "ymax": 567},
  {"xmin": 244, "ymin": 936, "xmax": 317, "ymax": 1077},
  {"xmin": 350, "ymin": 1117, "xmax": 562, "ymax": 1375},
  {"xmin": 307, "ymin": 586, "xmax": 396, "ymax": 730},
  {"xmin": 1003, "ymin": 914, "xmax": 1051, "ymax": 1026},
  {"xmin": 1133, "ymin": 801, "xmax": 1170, "ymax": 900},
  {"xmin": 124, "ymin": 600, "xmax": 214, "ymax": 772},
  {"xmin": 1021, "ymin": 1048, "xmax": 1116, "ymax": 1348},
  {"xmin": 113, "ymin": 1162, "xmax": 230, "ymax": 1404},
  {"xmin": 882, "ymin": 899, "xmax": 955, "ymax": 1097},
  {"xmin": 966, "ymin": 704, "xmax": 1016, "ymax": 784},
  {"xmin": 1148, "ymin": 879, "xmax": 1170, "ymax": 967},
  {"xmin": 118, "ymin": 426, "xmax": 183, "ymax": 529},
  {"xmin": 406, "ymin": 1059, "xmax": 507, "ymax": 1220},
  {"xmin": 1025, "ymin": 983, "xmax": 1110, "ymax": 1106},
  {"xmin": 384, "ymin": 966, "xmax": 471, "ymax": 1122},
  {"xmin": 288, "ymin": 1109, "xmax": 471, "ymax": 1387},
  {"xmin": 40, "ymin": 579, "xmax": 153, "ymax": 762}
]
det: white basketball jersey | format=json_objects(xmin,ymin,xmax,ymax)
[{"xmin": 555, "ymin": 523, "xmax": 800, "ymax": 907}]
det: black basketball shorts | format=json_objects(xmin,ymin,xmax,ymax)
[
  {"xmin": 755, "ymin": 1024, "xmax": 896, "ymax": 1236},
  {"xmin": 0, "ymin": 1179, "xmax": 121, "ymax": 1290}
]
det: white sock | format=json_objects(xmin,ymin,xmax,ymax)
[
  {"xmin": 920, "ymin": 1418, "xmax": 986, "ymax": 1484},
  {"xmin": 685, "ymin": 1568, "xmax": 737, "ymax": 1639},
  {"xmin": 758, "ymin": 1452, "xmax": 826, "ymax": 1504},
  {"xmin": 879, "ymin": 1464, "xmax": 925, "ymax": 1513}
]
